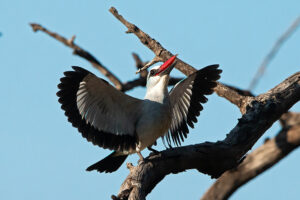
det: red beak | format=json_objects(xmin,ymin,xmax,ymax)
[{"xmin": 156, "ymin": 54, "xmax": 177, "ymax": 75}]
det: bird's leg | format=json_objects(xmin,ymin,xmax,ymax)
[{"xmin": 137, "ymin": 151, "xmax": 145, "ymax": 162}]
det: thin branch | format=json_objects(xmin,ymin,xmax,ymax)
[
  {"xmin": 30, "ymin": 23, "xmax": 124, "ymax": 90},
  {"xmin": 248, "ymin": 16, "xmax": 300, "ymax": 91},
  {"xmin": 201, "ymin": 112, "xmax": 300, "ymax": 200},
  {"xmin": 132, "ymin": 53, "xmax": 148, "ymax": 78},
  {"xmin": 136, "ymin": 56, "xmax": 163, "ymax": 74},
  {"xmin": 122, "ymin": 54, "xmax": 182, "ymax": 92},
  {"xmin": 122, "ymin": 77, "xmax": 182, "ymax": 92}
]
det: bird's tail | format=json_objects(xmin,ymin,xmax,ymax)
[{"xmin": 86, "ymin": 151, "xmax": 128, "ymax": 173}]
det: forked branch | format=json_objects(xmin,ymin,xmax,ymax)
[{"xmin": 108, "ymin": 7, "xmax": 300, "ymax": 200}]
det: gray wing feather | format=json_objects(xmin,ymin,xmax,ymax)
[{"xmin": 76, "ymin": 73, "xmax": 142, "ymax": 136}]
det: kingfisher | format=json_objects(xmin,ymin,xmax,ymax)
[{"xmin": 57, "ymin": 55, "xmax": 221, "ymax": 173}]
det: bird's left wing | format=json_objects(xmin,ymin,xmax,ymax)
[
  {"xmin": 164, "ymin": 65, "xmax": 222, "ymax": 146},
  {"xmin": 57, "ymin": 66, "xmax": 143, "ymax": 152}
]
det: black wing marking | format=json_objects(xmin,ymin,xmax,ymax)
[
  {"xmin": 164, "ymin": 65, "xmax": 222, "ymax": 147},
  {"xmin": 57, "ymin": 66, "xmax": 138, "ymax": 152}
]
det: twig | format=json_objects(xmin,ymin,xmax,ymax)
[
  {"xmin": 30, "ymin": 23, "xmax": 124, "ymax": 90},
  {"xmin": 122, "ymin": 54, "xmax": 182, "ymax": 92},
  {"xmin": 132, "ymin": 53, "xmax": 148, "ymax": 78},
  {"xmin": 136, "ymin": 56, "xmax": 163, "ymax": 74},
  {"xmin": 122, "ymin": 76, "xmax": 182, "ymax": 92},
  {"xmin": 248, "ymin": 16, "xmax": 300, "ymax": 91}
]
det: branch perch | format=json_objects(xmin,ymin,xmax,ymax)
[
  {"xmin": 201, "ymin": 112, "xmax": 300, "ymax": 200},
  {"xmin": 113, "ymin": 71, "xmax": 300, "ymax": 199}
]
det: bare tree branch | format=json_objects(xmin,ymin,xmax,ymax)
[
  {"xmin": 107, "ymin": 7, "xmax": 300, "ymax": 199},
  {"xmin": 248, "ymin": 16, "xmax": 300, "ymax": 91},
  {"xmin": 109, "ymin": 7, "xmax": 250, "ymax": 110},
  {"xmin": 132, "ymin": 53, "xmax": 148, "ymax": 78},
  {"xmin": 30, "ymin": 23, "xmax": 182, "ymax": 92},
  {"xmin": 31, "ymin": 8, "xmax": 300, "ymax": 200},
  {"xmin": 207, "ymin": 25, "xmax": 300, "ymax": 194},
  {"xmin": 214, "ymin": 83, "xmax": 254, "ymax": 114},
  {"xmin": 136, "ymin": 56, "xmax": 162, "ymax": 74},
  {"xmin": 30, "ymin": 20, "xmax": 244, "ymax": 107},
  {"xmin": 122, "ymin": 76, "xmax": 182, "ymax": 92},
  {"xmin": 109, "ymin": 7, "xmax": 196, "ymax": 76},
  {"xmin": 201, "ymin": 112, "xmax": 300, "ymax": 200},
  {"xmin": 30, "ymin": 23, "xmax": 124, "ymax": 90},
  {"xmin": 112, "ymin": 71, "xmax": 300, "ymax": 200},
  {"xmin": 121, "ymin": 54, "xmax": 182, "ymax": 92},
  {"xmin": 204, "ymin": 15, "xmax": 300, "ymax": 197}
]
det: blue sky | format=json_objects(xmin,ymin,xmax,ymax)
[{"xmin": 1, "ymin": 1, "xmax": 299, "ymax": 200}]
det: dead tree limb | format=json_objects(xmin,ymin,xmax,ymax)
[
  {"xmin": 201, "ymin": 16, "xmax": 300, "ymax": 200},
  {"xmin": 30, "ymin": 24, "xmax": 182, "ymax": 92},
  {"xmin": 112, "ymin": 71, "xmax": 300, "ymax": 200},
  {"xmin": 109, "ymin": 7, "xmax": 251, "ymax": 112},
  {"xmin": 201, "ymin": 112, "xmax": 300, "ymax": 200},
  {"xmin": 109, "ymin": 7, "xmax": 196, "ymax": 76},
  {"xmin": 108, "ymin": 8, "xmax": 300, "ymax": 199},
  {"xmin": 30, "ymin": 23, "xmax": 124, "ymax": 90}
]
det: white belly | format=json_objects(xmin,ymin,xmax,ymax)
[{"xmin": 135, "ymin": 101, "xmax": 171, "ymax": 151}]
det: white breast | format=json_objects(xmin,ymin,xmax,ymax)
[{"xmin": 135, "ymin": 100, "xmax": 171, "ymax": 151}]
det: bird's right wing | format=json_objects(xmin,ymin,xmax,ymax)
[
  {"xmin": 164, "ymin": 65, "xmax": 222, "ymax": 146},
  {"xmin": 57, "ymin": 67, "xmax": 143, "ymax": 152}
]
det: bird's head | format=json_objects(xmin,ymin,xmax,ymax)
[{"xmin": 146, "ymin": 55, "xmax": 177, "ymax": 91}]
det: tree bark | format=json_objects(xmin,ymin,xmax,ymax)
[{"xmin": 201, "ymin": 112, "xmax": 300, "ymax": 200}]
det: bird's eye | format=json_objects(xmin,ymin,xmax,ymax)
[{"xmin": 150, "ymin": 70, "xmax": 156, "ymax": 76}]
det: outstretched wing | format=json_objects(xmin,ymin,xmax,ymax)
[
  {"xmin": 57, "ymin": 66, "xmax": 143, "ymax": 152},
  {"xmin": 164, "ymin": 65, "xmax": 222, "ymax": 146}
]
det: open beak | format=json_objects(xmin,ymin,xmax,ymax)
[{"xmin": 155, "ymin": 54, "xmax": 177, "ymax": 76}]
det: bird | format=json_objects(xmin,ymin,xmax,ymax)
[{"xmin": 57, "ymin": 55, "xmax": 221, "ymax": 173}]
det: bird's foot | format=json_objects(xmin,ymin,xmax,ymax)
[
  {"xmin": 138, "ymin": 158, "xmax": 146, "ymax": 165},
  {"xmin": 137, "ymin": 151, "xmax": 147, "ymax": 164}
]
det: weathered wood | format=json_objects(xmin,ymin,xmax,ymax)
[{"xmin": 201, "ymin": 113, "xmax": 300, "ymax": 200}]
